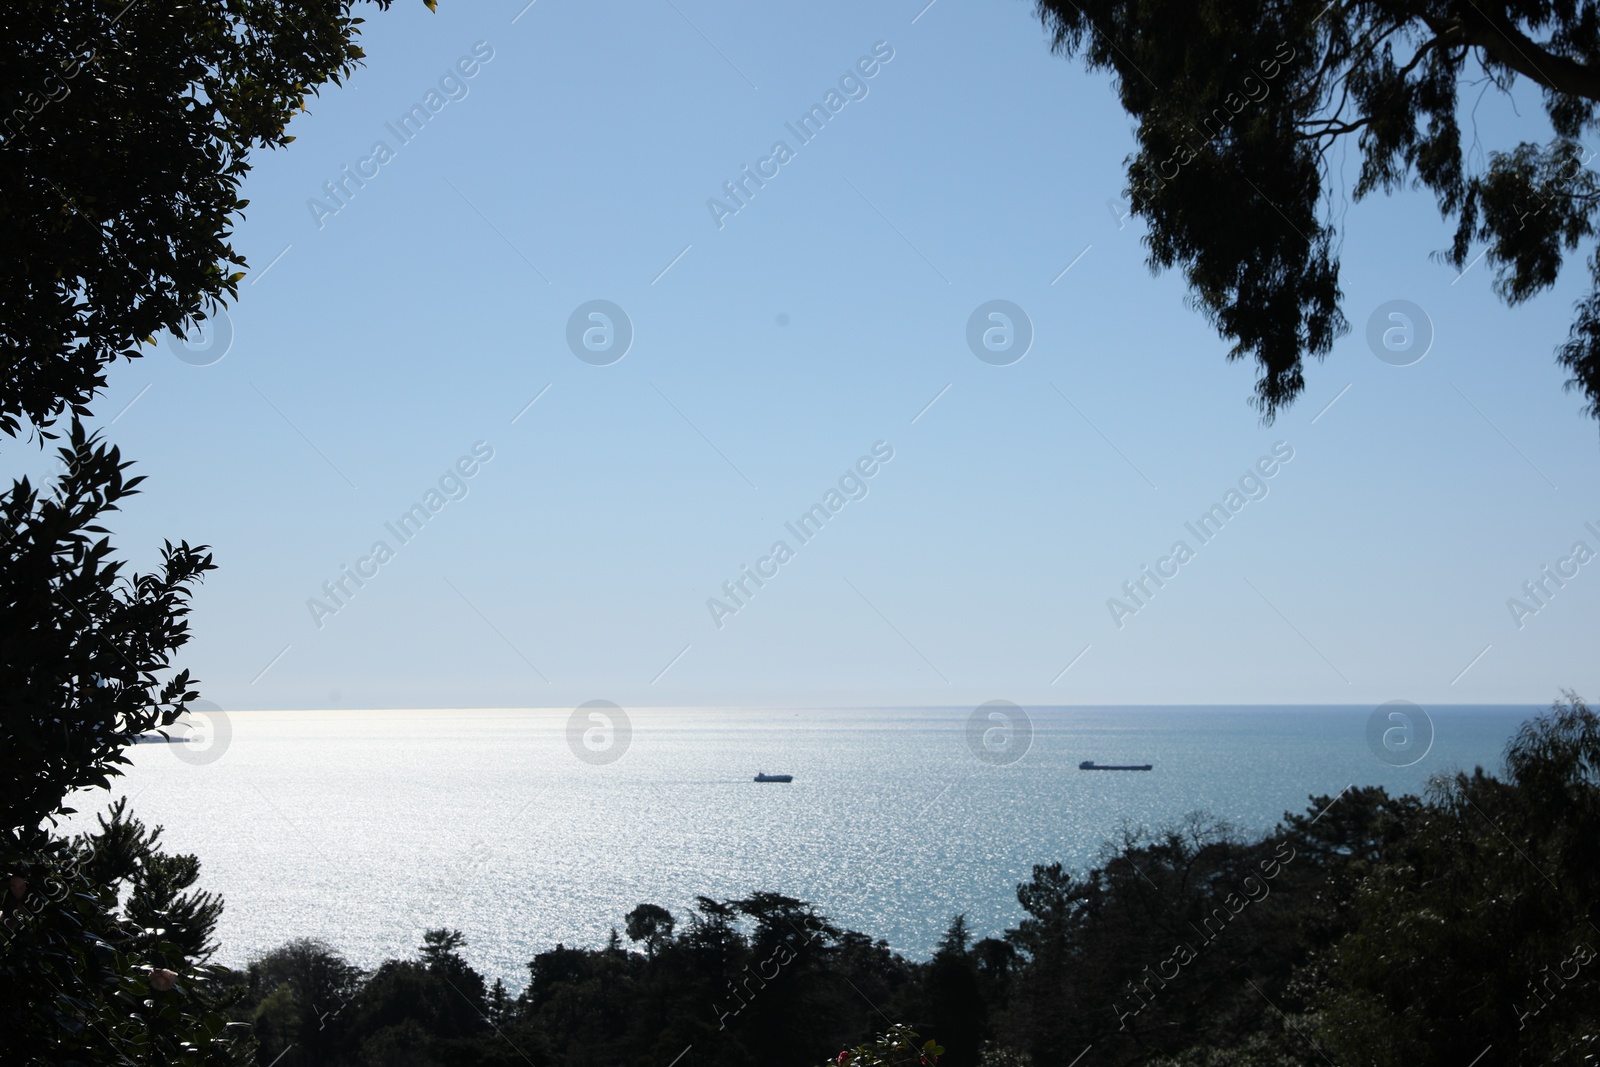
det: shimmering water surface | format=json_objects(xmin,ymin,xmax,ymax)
[{"xmin": 66, "ymin": 705, "xmax": 1533, "ymax": 986}]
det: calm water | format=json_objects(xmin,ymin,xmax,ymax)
[{"xmin": 66, "ymin": 705, "xmax": 1533, "ymax": 987}]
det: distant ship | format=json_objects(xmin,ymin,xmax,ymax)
[
  {"xmin": 753, "ymin": 772, "xmax": 793, "ymax": 783},
  {"xmin": 1079, "ymin": 760, "xmax": 1152, "ymax": 771},
  {"xmin": 132, "ymin": 731, "xmax": 193, "ymax": 744}
]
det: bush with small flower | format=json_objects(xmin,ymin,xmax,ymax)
[
  {"xmin": 826, "ymin": 1024, "xmax": 943, "ymax": 1067},
  {"xmin": 0, "ymin": 800, "xmax": 246, "ymax": 1064}
]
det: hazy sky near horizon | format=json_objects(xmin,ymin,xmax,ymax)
[{"xmin": 16, "ymin": 0, "xmax": 1600, "ymax": 710}]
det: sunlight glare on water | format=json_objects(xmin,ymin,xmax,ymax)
[{"xmin": 68, "ymin": 705, "xmax": 1530, "ymax": 987}]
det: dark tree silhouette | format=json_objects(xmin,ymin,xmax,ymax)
[
  {"xmin": 0, "ymin": 423, "xmax": 214, "ymax": 835},
  {"xmin": 0, "ymin": 2, "xmax": 424, "ymax": 1061},
  {"xmin": 625, "ymin": 903, "xmax": 677, "ymax": 956},
  {"xmin": 216, "ymin": 699, "xmax": 1599, "ymax": 1067},
  {"xmin": 246, "ymin": 938, "xmax": 367, "ymax": 1067},
  {"xmin": 1311, "ymin": 695, "xmax": 1600, "ymax": 1067},
  {"xmin": 1034, "ymin": 0, "xmax": 1600, "ymax": 424},
  {"xmin": 0, "ymin": 0, "xmax": 420, "ymax": 435},
  {"xmin": 0, "ymin": 801, "xmax": 242, "ymax": 1063},
  {"xmin": 922, "ymin": 917, "xmax": 989, "ymax": 1067}
]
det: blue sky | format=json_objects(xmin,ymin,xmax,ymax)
[{"xmin": 20, "ymin": 0, "xmax": 1600, "ymax": 710}]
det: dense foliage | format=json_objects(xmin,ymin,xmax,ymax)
[
  {"xmin": 1, "ymin": 2, "xmax": 420, "ymax": 1062},
  {"xmin": 1034, "ymin": 0, "xmax": 1600, "ymax": 424},
  {"xmin": 222, "ymin": 696, "xmax": 1598, "ymax": 1067},
  {"xmin": 0, "ymin": 801, "xmax": 243, "ymax": 1064},
  {"xmin": 0, "ymin": 422, "xmax": 215, "ymax": 838},
  {"xmin": 0, "ymin": 0, "xmax": 409, "ymax": 435}
]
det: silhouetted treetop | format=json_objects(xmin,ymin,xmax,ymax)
[
  {"xmin": 0, "ymin": 0, "xmax": 423, "ymax": 438},
  {"xmin": 1034, "ymin": 0, "xmax": 1600, "ymax": 425}
]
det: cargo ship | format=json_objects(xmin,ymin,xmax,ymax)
[
  {"xmin": 1078, "ymin": 760, "xmax": 1152, "ymax": 771},
  {"xmin": 753, "ymin": 771, "xmax": 793, "ymax": 783}
]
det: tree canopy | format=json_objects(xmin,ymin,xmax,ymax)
[
  {"xmin": 0, "ymin": 421, "xmax": 214, "ymax": 837},
  {"xmin": 1, "ymin": 2, "xmax": 422, "ymax": 1061},
  {"xmin": 0, "ymin": 0, "xmax": 405, "ymax": 437},
  {"xmin": 1034, "ymin": 0, "xmax": 1600, "ymax": 424},
  {"xmin": 214, "ymin": 696, "xmax": 1600, "ymax": 1067},
  {"xmin": 0, "ymin": 0, "xmax": 428, "ymax": 853}
]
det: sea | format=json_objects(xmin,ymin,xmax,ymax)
[{"xmin": 63, "ymin": 705, "xmax": 1536, "ymax": 989}]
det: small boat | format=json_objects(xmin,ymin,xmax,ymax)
[
  {"xmin": 1079, "ymin": 760, "xmax": 1152, "ymax": 771},
  {"xmin": 753, "ymin": 771, "xmax": 793, "ymax": 783}
]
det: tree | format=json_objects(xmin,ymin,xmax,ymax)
[
  {"xmin": 0, "ymin": 801, "xmax": 246, "ymax": 1064},
  {"xmin": 0, "ymin": 0, "xmax": 417, "ymax": 436},
  {"xmin": 625, "ymin": 903, "xmax": 677, "ymax": 956},
  {"xmin": 937, "ymin": 915, "xmax": 972, "ymax": 957},
  {"xmin": 245, "ymin": 938, "xmax": 366, "ymax": 1066},
  {"xmin": 1033, "ymin": 0, "xmax": 1600, "ymax": 424},
  {"xmin": 996, "ymin": 806, "xmax": 1399, "ymax": 1066},
  {"xmin": 1311, "ymin": 694, "xmax": 1600, "ymax": 1067},
  {"xmin": 0, "ymin": 424, "xmax": 214, "ymax": 838},
  {"xmin": 1, "ymin": 1, "xmax": 425, "ymax": 1060},
  {"xmin": 420, "ymin": 928, "xmax": 470, "ymax": 968},
  {"xmin": 924, "ymin": 917, "xmax": 988, "ymax": 1067},
  {"xmin": 416, "ymin": 928, "xmax": 489, "ymax": 1038},
  {"xmin": 0, "ymin": 432, "xmax": 222, "ymax": 1057},
  {"xmin": 0, "ymin": 0, "xmax": 433, "ymax": 849}
]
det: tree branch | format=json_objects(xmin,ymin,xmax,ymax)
[{"xmin": 1424, "ymin": 10, "xmax": 1600, "ymax": 101}]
